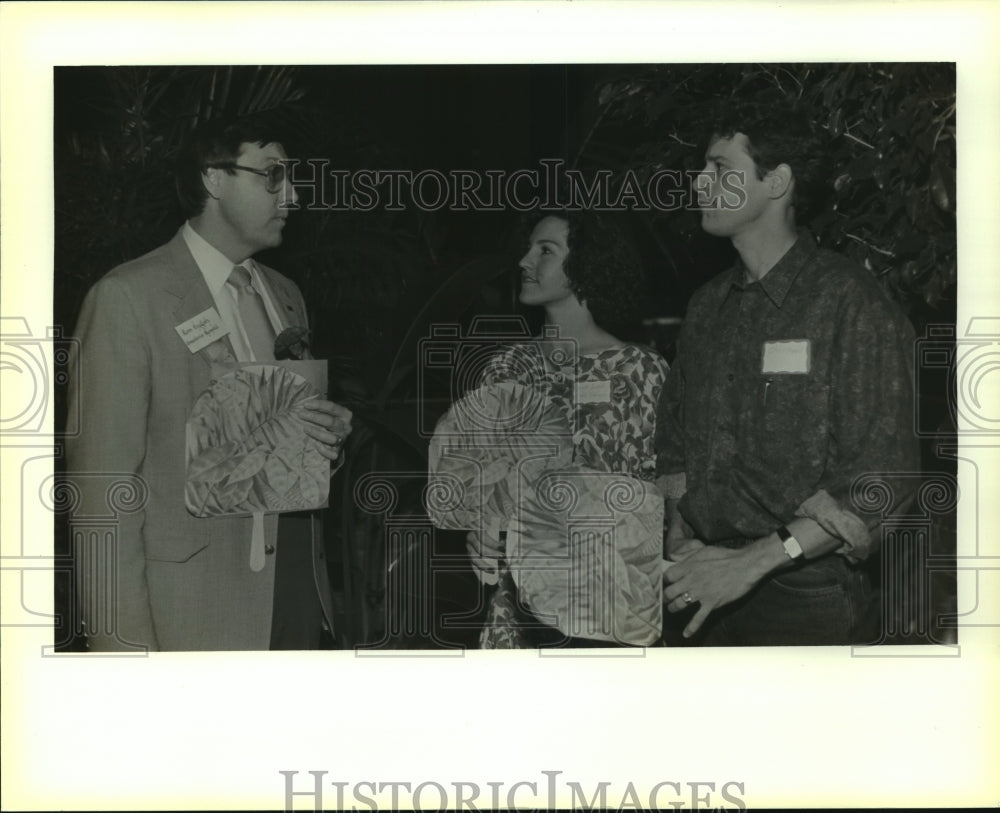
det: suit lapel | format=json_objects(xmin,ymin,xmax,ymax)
[
  {"xmin": 257, "ymin": 265, "xmax": 305, "ymax": 332},
  {"xmin": 162, "ymin": 230, "xmax": 238, "ymax": 367},
  {"xmin": 159, "ymin": 229, "xmax": 304, "ymax": 364}
]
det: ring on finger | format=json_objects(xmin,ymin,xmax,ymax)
[{"xmin": 682, "ymin": 592, "xmax": 694, "ymax": 605}]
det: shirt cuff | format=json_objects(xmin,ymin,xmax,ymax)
[
  {"xmin": 656, "ymin": 472, "xmax": 687, "ymax": 501},
  {"xmin": 794, "ymin": 489, "xmax": 872, "ymax": 563}
]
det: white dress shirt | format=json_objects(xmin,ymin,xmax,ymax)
[{"xmin": 182, "ymin": 221, "xmax": 284, "ymax": 362}]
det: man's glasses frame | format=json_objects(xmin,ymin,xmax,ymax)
[{"xmin": 206, "ymin": 162, "xmax": 288, "ymax": 193}]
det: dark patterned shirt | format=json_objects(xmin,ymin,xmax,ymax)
[
  {"xmin": 656, "ymin": 232, "xmax": 919, "ymax": 560},
  {"xmin": 486, "ymin": 342, "xmax": 669, "ymax": 482}
]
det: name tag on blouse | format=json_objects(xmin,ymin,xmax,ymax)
[
  {"xmin": 577, "ymin": 379, "xmax": 611, "ymax": 403},
  {"xmin": 762, "ymin": 339, "xmax": 811, "ymax": 374}
]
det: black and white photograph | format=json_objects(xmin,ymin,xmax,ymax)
[
  {"xmin": 50, "ymin": 60, "xmax": 957, "ymax": 654},
  {"xmin": 1, "ymin": 3, "xmax": 998, "ymax": 811}
]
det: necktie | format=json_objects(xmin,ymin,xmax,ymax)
[{"xmin": 229, "ymin": 264, "xmax": 276, "ymax": 362}]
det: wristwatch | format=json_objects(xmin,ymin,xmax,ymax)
[{"xmin": 776, "ymin": 525, "xmax": 804, "ymax": 561}]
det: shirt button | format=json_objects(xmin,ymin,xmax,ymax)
[
  {"xmin": 265, "ymin": 545, "xmax": 276, "ymax": 555},
  {"xmin": 727, "ymin": 373, "xmax": 735, "ymax": 382}
]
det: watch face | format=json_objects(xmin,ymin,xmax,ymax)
[{"xmin": 782, "ymin": 537, "xmax": 804, "ymax": 559}]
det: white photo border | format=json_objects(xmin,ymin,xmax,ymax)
[{"xmin": 2, "ymin": 2, "xmax": 998, "ymax": 810}]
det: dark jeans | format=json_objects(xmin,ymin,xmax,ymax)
[{"xmin": 695, "ymin": 553, "xmax": 879, "ymax": 647}]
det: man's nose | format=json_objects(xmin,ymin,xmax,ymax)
[{"xmin": 694, "ymin": 168, "xmax": 714, "ymax": 203}]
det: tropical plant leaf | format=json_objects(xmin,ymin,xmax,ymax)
[
  {"xmin": 185, "ymin": 363, "xmax": 329, "ymax": 516},
  {"xmin": 264, "ymin": 450, "xmax": 299, "ymax": 496},
  {"xmin": 427, "ymin": 380, "xmax": 573, "ymax": 530},
  {"xmin": 226, "ymin": 446, "xmax": 268, "ymax": 485},
  {"xmin": 187, "ymin": 440, "xmax": 241, "ymax": 485}
]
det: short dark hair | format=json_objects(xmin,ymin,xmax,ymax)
[
  {"xmin": 175, "ymin": 115, "xmax": 285, "ymax": 217},
  {"xmin": 705, "ymin": 97, "xmax": 829, "ymax": 219},
  {"xmin": 525, "ymin": 209, "xmax": 644, "ymax": 331}
]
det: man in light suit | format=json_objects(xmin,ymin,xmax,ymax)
[{"xmin": 66, "ymin": 117, "xmax": 352, "ymax": 651}]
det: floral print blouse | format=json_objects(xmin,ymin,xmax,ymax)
[{"xmin": 481, "ymin": 341, "xmax": 669, "ymax": 482}]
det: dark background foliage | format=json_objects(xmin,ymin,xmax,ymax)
[
  {"xmin": 582, "ymin": 63, "xmax": 956, "ymax": 322},
  {"xmin": 53, "ymin": 63, "xmax": 956, "ymax": 649}
]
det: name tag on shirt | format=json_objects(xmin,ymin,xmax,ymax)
[
  {"xmin": 175, "ymin": 308, "xmax": 230, "ymax": 354},
  {"xmin": 577, "ymin": 379, "xmax": 611, "ymax": 403},
  {"xmin": 762, "ymin": 339, "xmax": 811, "ymax": 374}
]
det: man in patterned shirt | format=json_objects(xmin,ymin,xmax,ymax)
[{"xmin": 656, "ymin": 101, "xmax": 920, "ymax": 645}]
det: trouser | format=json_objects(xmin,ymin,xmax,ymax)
[
  {"xmin": 696, "ymin": 552, "xmax": 879, "ymax": 647},
  {"xmin": 269, "ymin": 513, "xmax": 324, "ymax": 650}
]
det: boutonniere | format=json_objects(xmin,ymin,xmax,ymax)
[
  {"xmin": 274, "ymin": 326, "xmax": 311, "ymax": 361},
  {"xmin": 201, "ymin": 339, "xmax": 237, "ymax": 382}
]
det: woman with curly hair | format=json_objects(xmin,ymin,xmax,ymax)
[{"xmin": 464, "ymin": 208, "xmax": 670, "ymax": 648}]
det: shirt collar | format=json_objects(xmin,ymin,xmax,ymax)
[
  {"xmin": 723, "ymin": 229, "xmax": 817, "ymax": 308},
  {"xmin": 182, "ymin": 221, "xmax": 254, "ymax": 297}
]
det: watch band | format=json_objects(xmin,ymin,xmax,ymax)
[{"xmin": 776, "ymin": 525, "xmax": 804, "ymax": 560}]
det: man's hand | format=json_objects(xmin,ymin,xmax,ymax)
[
  {"xmin": 297, "ymin": 398, "xmax": 353, "ymax": 462},
  {"xmin": 663, "ymin": 545, "xmax": 767, "ymax": 638},
  {"xmin": 466, "ymin": 529, "xmax": 504, "ymax": 586},
  {"xmin": 666, "ymin": 536, "xmax": 706, "ymax": 562}
]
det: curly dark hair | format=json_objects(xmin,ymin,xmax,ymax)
[
  {"xmin": 703, "ymin": 95, "xmax": 830, "ymax": 220},
  {"xmin": 522, "ymin": 209, "xmax": 644, "ymax": 331},
  {"xmin": 175, "ymin": 114, "xmax": 286, "ymax": 218}
]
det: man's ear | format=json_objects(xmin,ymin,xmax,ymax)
[
  {"xmin": 202, "ymin": 167, "xmax": 222, "ymax": 201},
  {"xmin": 767, "ymin": 163, "xmax": 794, "ymax": 201}
]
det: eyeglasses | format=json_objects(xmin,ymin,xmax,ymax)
[{"xmin": 206, "ymin": 162, "xmax": 288, "ymax": 193}]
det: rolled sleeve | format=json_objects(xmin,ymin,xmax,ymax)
[{"xmin": 795, "ymin": 489, "xmax": 872, "ymax": 563}]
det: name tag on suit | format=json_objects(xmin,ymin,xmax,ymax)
[
  {"xmin": 175, "ymin": 308, "xmax": 230, "ymax": 354},
  {"xmin": 761, "ymin": 339, "xmax": 811, "ymax": 374}
]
